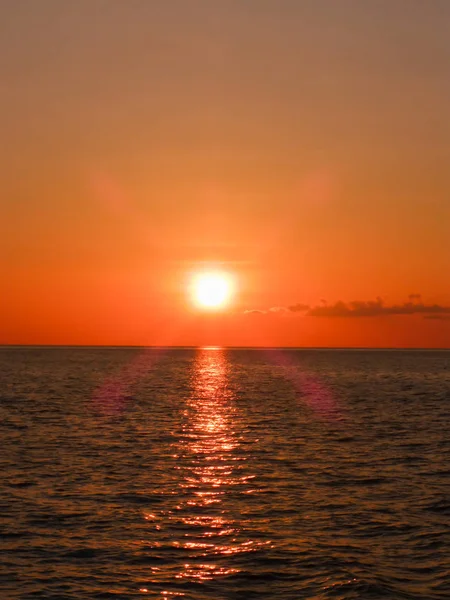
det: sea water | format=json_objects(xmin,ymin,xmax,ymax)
[{"xmin": 1, "ymin": 347, "xmax": 449, "ymax": 599}]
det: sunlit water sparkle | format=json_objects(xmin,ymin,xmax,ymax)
[{"xmin": 1, "ymin": 347, "xmax": 450, "ymax": 599}]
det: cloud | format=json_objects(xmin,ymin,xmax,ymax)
[
  {"xmin": 306, "ymin": 298, "xmax": 450, "ymax": 318},
  {"xmin": 288, "ymin": 303, "xmax": 310, "ymax": 312},
  {"xmin": 244, "ymin": 305, "xmax": 299, "ymax": 315},
  {"xmin": 244, "ymin": 297, "xmax": 450, "ymax": 319},
  {"xmin": 269, "ymin": 306, "xmax": 290, "ymax": 313}
]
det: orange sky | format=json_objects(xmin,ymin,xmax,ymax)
[{"xmin": 1, "ymin": 1, "xmax": 449, "ymax": 347}]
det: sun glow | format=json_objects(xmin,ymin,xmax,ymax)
[{"xmin": 191, "ymin": 271, "xmax": 234, "ymax": 310}]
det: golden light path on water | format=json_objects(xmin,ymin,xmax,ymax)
[{"xmin": 142, "ymin": 348, "xmax": 272, "ymax": 596}]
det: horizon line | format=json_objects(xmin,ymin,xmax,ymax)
[{"xmin": 0, "ymin": 344, "xmax": 449, "ymax": 351}]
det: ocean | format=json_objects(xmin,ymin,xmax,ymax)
[{"xmin": 1, "ymin": 347, "xmax": 449, "ymax": 599}]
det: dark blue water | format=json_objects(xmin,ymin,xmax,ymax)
[{"xmin": 1, "ymin": 347, "xmax": 450, "ymax": 599}]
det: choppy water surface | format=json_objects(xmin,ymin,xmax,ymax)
[{"xmin": 1, "ymin": 347, "xmax": 450, "ymax": 599}]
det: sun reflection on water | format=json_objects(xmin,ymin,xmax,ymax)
[
  {"xmin": 143, "ymin": 348, "xmax": 271, "ymax": 595},
  {"xmin": 175, "ymin": 349, "xmax": 250, "ymax": 575}
]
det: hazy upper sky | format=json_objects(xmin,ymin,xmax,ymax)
[{"xmin": 1, "ymin": 0, "xmax": 449, "ymax": 346}]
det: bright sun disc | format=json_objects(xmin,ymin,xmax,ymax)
[{"xmin": 192, "ymin": 271, "xmax": 234, "ymax": 309}]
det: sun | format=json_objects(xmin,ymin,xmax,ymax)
[{"xmin": 191, "ymin": 271, "xmax": 234, "ymax": 310}]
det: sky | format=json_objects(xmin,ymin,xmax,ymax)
[{"xmin": 1, "ymin": 0, "xmax": 449, "ymax": 347}]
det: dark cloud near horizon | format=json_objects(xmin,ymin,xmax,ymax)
[
  {"xmin": 244, "ymin": 297, "xmax": 450, "ymax": 319},
  {"xmin": 307, "ymin": 298, "xmax": 450, "ymax": 318},
  {"xmin": 288, "ymin": 303, "xmax": 310, "ymax": 312}
]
